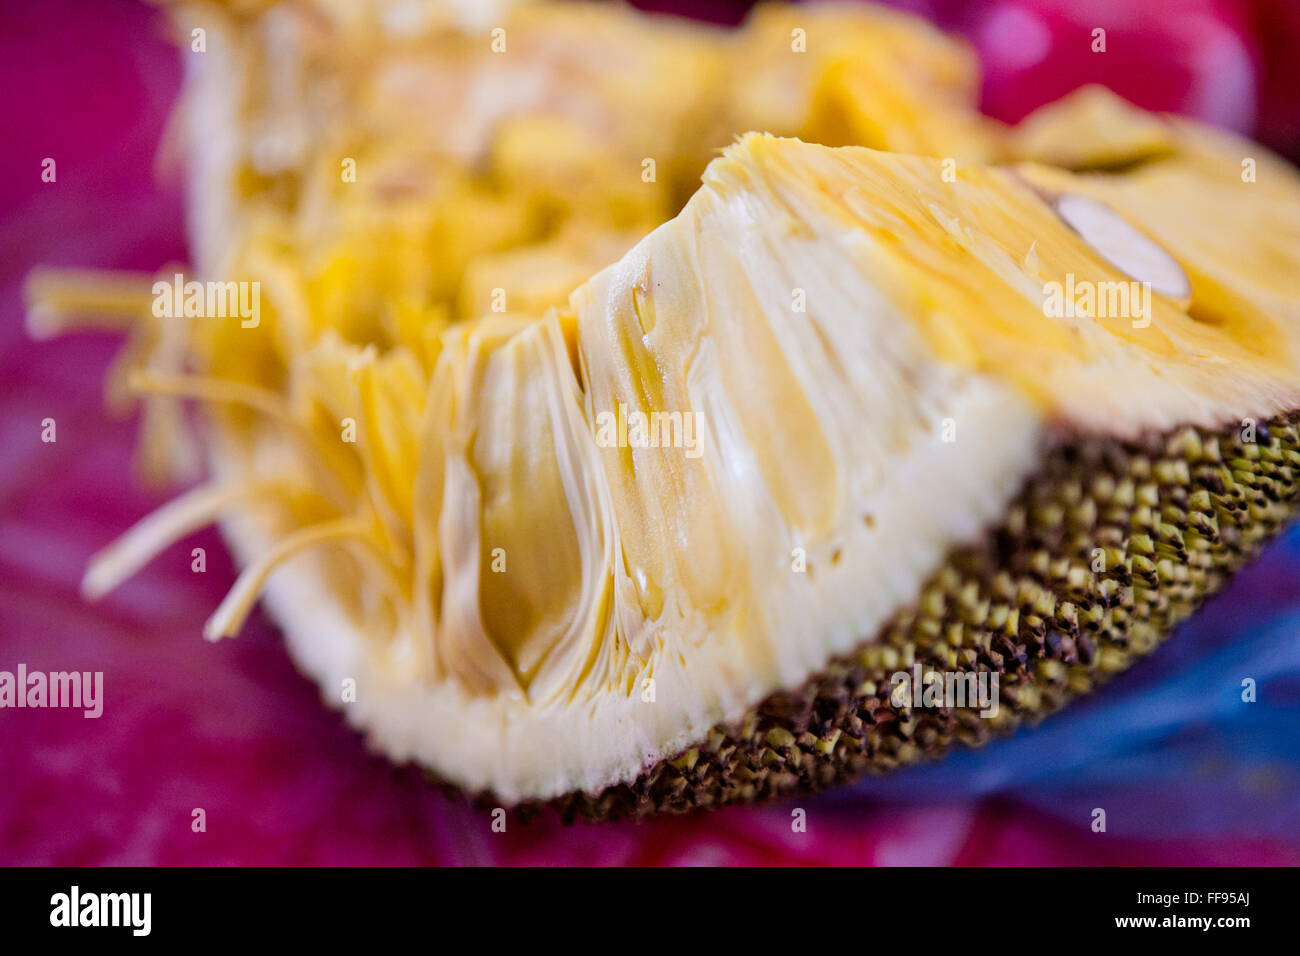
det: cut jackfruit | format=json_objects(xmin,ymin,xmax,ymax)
[{"xmin": 29, "ymin": 0, "xmax": 1300, "ymax": 818}]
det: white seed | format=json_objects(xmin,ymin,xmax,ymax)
[{"xmin": 1054, "ymin": 193, "xmax": 1191, "ymax": 301}]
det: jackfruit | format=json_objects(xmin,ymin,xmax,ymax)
[{"xmin": 27, "ymin": 1, "xmax": 1300, "ymax": 819}]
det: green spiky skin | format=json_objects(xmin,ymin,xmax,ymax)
[{"xmin": 458, "ymin": 413, "xmax": 1300, "ymax": 822}]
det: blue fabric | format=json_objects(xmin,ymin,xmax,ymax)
[{"xmin": 839, "ymin": 524, "xmax": 1300, "ymax": 839}]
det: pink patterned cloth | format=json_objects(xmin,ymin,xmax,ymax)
[{"xmin": 2, "ymin": 0, "xmax": 1297, "ymax": 865}]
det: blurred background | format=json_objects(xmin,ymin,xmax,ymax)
[{"xmin": 2, "ymin": 0, "xmax": 1299, "ymax": 865}]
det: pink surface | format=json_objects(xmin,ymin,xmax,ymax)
[{"xmin": 2, "ymin": 0, "xmax": 1298, "ymax": 865}]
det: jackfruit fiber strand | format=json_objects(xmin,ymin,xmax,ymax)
[{"xmin": 838, "ymin": 523, "xmax": 1300, "ymax": 842}]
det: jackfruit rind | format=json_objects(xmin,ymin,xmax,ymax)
[{"xmin": 549, "ymin": 413, "xmax": 1300, "ymax": 819}]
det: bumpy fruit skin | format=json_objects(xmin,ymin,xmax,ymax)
[{"xmin": 478, "ymin": 413, "xmax": 1300, "ymax": 821}]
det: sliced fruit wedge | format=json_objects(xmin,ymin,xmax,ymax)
[
  {"xmin": 56, "ymin": 128, "xmax": 1300, "ymax": 817},
  {"xmin": 29, "ymin": 3, "xmax": 1300, "ymax": 819}
]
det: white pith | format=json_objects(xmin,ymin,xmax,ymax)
[{"xmin": 213, "ymin": 383, "xmax": 1043, "ymax": 803}]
